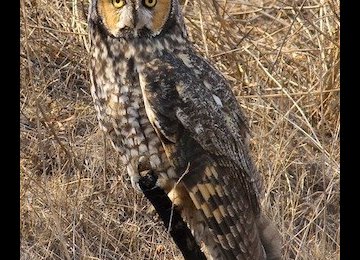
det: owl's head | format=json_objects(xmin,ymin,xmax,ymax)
[{"xmin": 89, "ymin": 0, "xmax": 187, "ymax": 39}]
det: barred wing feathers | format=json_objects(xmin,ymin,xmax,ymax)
[{"xmin": 139, "ymin": 52, "xmax": 265, "ymax": 259}]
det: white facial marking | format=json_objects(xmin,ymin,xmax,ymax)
[
  {"xmin": 118, "ymin": 6, "xmax": 135, "ymax": 29},
  {"xmin": 136, "ymin": 8, "xmax": 152, "ymax": 30}
]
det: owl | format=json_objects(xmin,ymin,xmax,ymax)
[{"xmin": 88, "ymin": 0, "xmax": 281, "ymax": 259}]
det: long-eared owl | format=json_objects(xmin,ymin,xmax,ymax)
[{"xmin": 88, "ymin": 0, "xmax": 281, "ymax": 259}]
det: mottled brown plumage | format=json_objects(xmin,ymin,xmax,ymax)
[{"xmin": 88, "ymin": 0, "xmax": 281, "ymax": 259}]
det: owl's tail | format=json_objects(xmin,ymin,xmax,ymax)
[
  {"xmin": 181, "ymin": 162, "xmax": 266, "ymax": 260},
  {"xmin": 257, "ymin": 213, "xmax": 282, "ymax": 260}
]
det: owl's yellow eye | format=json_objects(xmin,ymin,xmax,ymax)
[
  {"xmin": 143, "ymin": 0, "xmax": 157, "ymax": 8},
  {"xmin": 112, "ymin": 0, "xmax": 126, "ymax": 8}
]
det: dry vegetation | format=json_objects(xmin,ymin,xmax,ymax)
[{"xmin": 20, "ymin": 0, "xmax": 340, "ymax": 259}]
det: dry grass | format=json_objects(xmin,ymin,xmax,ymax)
[{"xmin": 20, "ymin": 0, "xmax": 340, "ymax": 259}]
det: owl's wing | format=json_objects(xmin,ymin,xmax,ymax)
[
  {"xmin": 184, "ymin": 51, "xmax": 252, "ymax": 140},
  {"xmin": 139, "ymin": 54, "xmax": 265, "ymax": 259}
]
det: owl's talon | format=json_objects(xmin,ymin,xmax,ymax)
[
  {"xmin": 129, "ymin": 155, "xmax": 156, "ymax": 191},
  {"xmin": 130, "ymin": 174, "xmax": 142, "ymax": 192}
]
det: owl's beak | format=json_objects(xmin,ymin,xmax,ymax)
[
  {"xmin": 118, "ymin": 6, "xmax": 150, "ymax": 34},
  {"xmin": 119, "ymin": 9, "xmax": 135, "ymax": 29},
  {"xmin": 135, "ymin": 16, "xmax": 146, "ymax": 31}
]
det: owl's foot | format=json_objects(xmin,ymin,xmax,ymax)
[
  {"xmin": 138, "ymin": 155, "xmax": 153, "ymax": 175},
  {"xmin": 129, "ymin": 155, "xmax": 156, "ymax": 191},
  {"xmin": 129, "ymin": 174, "xmax": 141, "ymax": 192},
  {"xmin": 138, "ymin": 170, "xmax": 158, "ymax": 192}
]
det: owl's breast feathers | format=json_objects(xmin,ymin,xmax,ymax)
[{"xmin": 135, "ymin": 47, "xmax": 267, "ymax": 259}]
